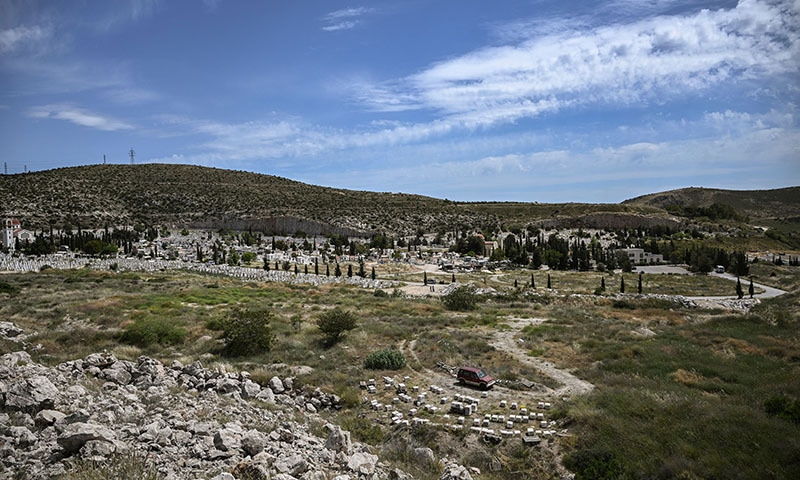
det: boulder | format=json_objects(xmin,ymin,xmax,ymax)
[
  {"xmin": 241, "ymin": 430, "xmax": 267, "ymax": 456},
  {"xmin": 324, "ymin": 425, "xmax": 352, "ymax": 455},
  {"xmin": 3, "ymin": 375, "xmax": 59, "ymax": 413},
  {"xmin": 269, "ymin": 376, "xmax": 285, "ymax": 394},
  {"xmin": 57, "ymin": 422, "xmax": 117, "ymax": 455},
  {"xmin": 440, "ymin": 462, "xmax": 474, "ymax": 480},
  {"xmin": 347, "ymin": 452, "xmax": 378, "ymax": 475}
]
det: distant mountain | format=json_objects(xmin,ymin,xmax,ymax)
[
  {"xmin": 623, "ymin": 186, "xmax": 800, "ymax": 222},
  {"xmin": 1, "ymin": 164, "xmax": 797, "ymax": 236}
]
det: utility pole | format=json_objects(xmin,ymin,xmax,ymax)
[
  {"xmin": 129, "ymin": 148, "xmax": 135, "ymax": 164},
  {"xmin": 3, "ymin": 162, "xmax": 6, "ymax": 175},
  {"xmin": 103, "ymin": 154, "xmax": 106, "ymax": 165}
]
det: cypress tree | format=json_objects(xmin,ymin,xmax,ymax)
[
  {"xmin": 531, "ymin": 273, "xmax": 535, "ymax": 289},
  {"xmin": 452, "ymin": 273, "xmax": 456, "ymax": 283},
  {"xmin": 326, "ymin": 264, "xmax": 330, "ymax": 276},
  {"xmin": 748, "ymin": 277, "xmax": 754, "ymax": 298},
  {"xmin": 620, "ymin": 276, "xmax": 625, "ymax": 293},
  {"xmin": 347, "ymin": 264, "xmax": 353, "ymax": 277},
  {"xmin": 601, "ymin": 276, "xmax": 605, "ymax": 291},
  {"xmin": 371, "ymin": 266, "xmax": 376, "ymax": 280},
  {"xmin": 547, "ymin": 274, "xmax": 551, "ymax": 289},
  {"xmin": 315, "ymin": 258, "xmax": 319, "ymax": 275},
  {"xmin": 304, "ymin": 264, "xmax": 308, "ymax": 275},
  {"xmin": 335, "ymin": 263, "xmax": 342, "ymax": 277},
  {"xmin": 514, "ymin": 279, "xmax": 518, "ymax": 289},
  {"xmin": 638, "ymin": 273, "xmax": 643, "ymax": 294},
  {"xmin": 736, "ymin": 277, "xmax": 744, "ymax": 299},
  {"xmin": 423, "ymin": 271, "xmax": 428, "ymax": 285}
]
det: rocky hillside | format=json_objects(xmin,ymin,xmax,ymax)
[
  {"xmin": 1, "ymin": 164, "xmax": 796, "ymax": 235},
  {"xmin": 623, "ymin": 186, "xmax": 800, "ymax": 222},
  {"xmin": 0, "ymin": 342, "xmax": 473, "ymax": 480}
]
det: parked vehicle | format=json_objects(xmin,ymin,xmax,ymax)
[{"xmin": 457, "ymin": 366, "xmax": 496, "ymax": 390}]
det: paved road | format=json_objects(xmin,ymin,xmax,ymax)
[
  {"xmin": 709, "ymin": 272, "xmax": 787, "ymax": 299},
  {"xmin": 624, "ymin": 265, "xmax": 787, "ymax": 300}
]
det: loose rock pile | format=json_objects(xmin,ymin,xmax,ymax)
[{"xmin": 0, "ymin": 349, "xmax": 446, "ymax": 480}]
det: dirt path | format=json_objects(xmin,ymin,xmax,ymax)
[
  {"xmin": 490, "ymin": 317, "xmax": 594, "ymax": 399},
  {"xmin": 402, "ymin": 319, "xmax": 594, "ymax": 401}
]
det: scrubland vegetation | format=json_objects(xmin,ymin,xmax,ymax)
[{"xmin": 1, "ymin": 262, "xmax": 798, "ymax": 479}]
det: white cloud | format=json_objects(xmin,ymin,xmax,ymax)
[
  {"xmin": 357, "ymin": 0, "xmax": 799, "ymax": 130},
  {"xmin": 27, "ymin": 104, "xmax": 133, "ymax": 131},
  {"xmin": 321, "ymin": 6, "xmax": 372, "ymax": 32},
  {"xmin": 0, "ymin": 24, "xmax": 52, "ymax": 54}
]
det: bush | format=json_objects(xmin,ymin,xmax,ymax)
[
  {"xmin": 442, "ymin": 285, "xmax": 478, "ymax": 311},
  {"xmin": 364, "ymin": 348, "xmax": 407, "ymax": 370},
  {"xmin": 764, "ymin": 395, "xmax": 800, "ymax": 424},
  {"xmin": 317, "ymin": 308, "xmax": 357, "ymax": 345},
  {"xmin": 0, "ymin": 281, "xmax": 19, "ymax": 294},
  {"xmin": 120, "ymin": 318, "xmax": 186, "ymax": 347},
  {"xmin": 222, "ymin": 308, "xmax": 275, "ymax": 357},
  {"xmin": 373, "ymin": 289, "xmax": 389, "ymax": 298},
  {"xmin": 564, "ymin": 448, "xmax": 624, "ymax": 480}
]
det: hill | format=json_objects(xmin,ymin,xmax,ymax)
[
  {"xmin": 623, "ymin": 186, "xmax": 800, "ymax": 223},
  {"xmin": 0, "ymin": 164, "xmax": 797, "ymax": 238}
]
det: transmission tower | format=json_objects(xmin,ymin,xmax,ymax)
[{"xmin": 129, "ymin": 148, "xmax": 136, "ymax": 164}]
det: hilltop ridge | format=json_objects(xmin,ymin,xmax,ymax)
[{"xmin": 1, "ymin": 164, "xmax": 797, "ymax": 237}]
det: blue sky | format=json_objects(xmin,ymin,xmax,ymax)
[{"xmin": 1, "ymin": 0, "xmax": 798, "ymax": 202}]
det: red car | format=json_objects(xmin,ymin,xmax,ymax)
[{"xmin": 457, "ymin": 366, "xmax": 496, "ymax": 390}]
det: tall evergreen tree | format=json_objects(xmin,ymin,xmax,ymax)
[
  {"xmin": 736, "ymin": 277, "xmax": 744, "ymax": 299},
  {"xmin": 748, "ymin": 277, "xmax": 754, "ymax": 298},
  {"xmin": 423, "ymin": 271, "xmax": 428, "ymax": 285},
  {"xmin": 531, "ymin": 273, "xmax": 535, "ymax": 289},
  {"xmin": 335, "ymin": 263, "xmax": 342, "ymax": 277},
  {"xmin": 347, "ymin": 264, "xmax": 353, "ymax": 277},
  {"xmin": 547, "ymin": 274, "xmax": 551, "ymax": 289},
  {"xmin": 600, "ymin": 276, "xmax": 605, "ymax": 291},
  {"xmin": 638, "ymin": 273, "xmax": 643, "ymax": 294},
  {"xmin": 371, "ymin": 266, "xmax": 376, "ymax": 280},
  {"xmin": 620, "ymin": 276, "xmax": 625, "ymax": 293}
]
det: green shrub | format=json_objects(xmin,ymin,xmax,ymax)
[
  {"xmin": 764, "ymin": 395, "xmax": 800, "ymax": 423},
  {"xmin": 373, "ymin": 289, "xmax": 389, "ymax": 298},
  {"xmin": 564, "ymin": 448, "xmax": 624, "ymax": 480},
  {"xmin": 442, "ymin": 285, "xmax": 478, "ymax": 311},
  {"xmin": 317, "ymin": 307, "xmax": 357, "ymax": 345},
  {"xmin": 0, "ymin": 281, "xmax": 18, "ymax": 294},
  {"xmin": 120, "ymin": 318, "xmax": 186, "ymax": 347},
  {"xmin": 222, "ymin": 308, "xmax": 275, "ymax": 357},
  {"xmin": 364, "ymin": 348, "xmax": 407, "ymax": 370}
]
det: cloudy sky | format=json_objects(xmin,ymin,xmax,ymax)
[{"xmin": 1, "ymin": 0, "xmax": 798, "ymax": 202}]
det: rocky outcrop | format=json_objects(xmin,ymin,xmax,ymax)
[{"xmin": 0, "ymin": 349, "xmax": 420, "ymax": 479}]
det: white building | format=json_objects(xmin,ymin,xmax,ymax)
[
  {"xmin": 618, "ymin": 247, "xmax": 664, "ymax": 265},
  {"xmin": 2, "ymin": 218, "xmax": 33, "ymax": 251}
]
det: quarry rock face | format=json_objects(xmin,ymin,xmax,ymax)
[{"xmin": 0, "ymin": 349, "xmax": 428, "ymax": 479}]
